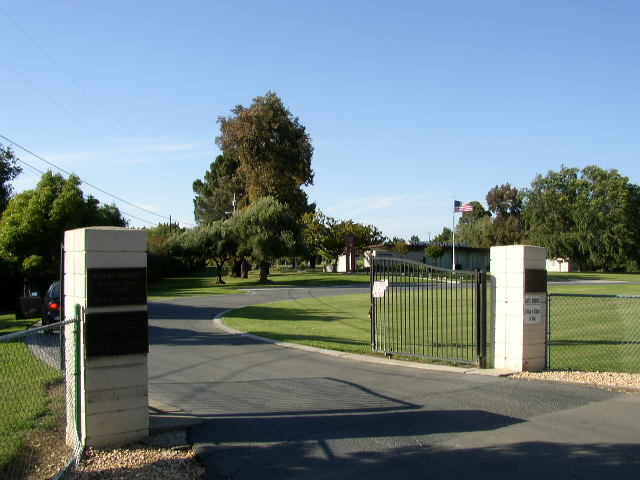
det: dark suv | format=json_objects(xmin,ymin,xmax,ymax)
[{"xmin": 42, "ymin": 281, "xmax": 61, "ymax": 326}]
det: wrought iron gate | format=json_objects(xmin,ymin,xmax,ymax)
[{"xmin": 370, "ymin": 257, "xmax": 488, "ymax": 367}]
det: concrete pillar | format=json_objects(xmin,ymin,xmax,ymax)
[
  {"xmin": 64, "ymin": 227, "xmax": 148, "ymax": 447},
  {"xmin": 491, "ymin": 245, "xmax": 547, "ymax": 372}
]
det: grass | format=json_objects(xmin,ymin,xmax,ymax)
[
  {"xmin": 0, "ymin": 312, "xmax": 38, "ymax": 335},
  {"xmin": 0, "ymin": 337, "xmax": 63, "ymax": 470},
  {"xmin": 223, "ymin": 272, "xmax": 640, "ymax": 372},
  {"xmin": 224, "ymin": 287, "xmax": 483, "ymax": 365},
  {"xmin": 548, "ymin": 283, "xmax": 640, "ymax": 295},
  {"xmin": 224, "ymin": 293, "xmax": 372, "ymax": 355},
  {"xmin": 148, "ymin": 266, "xmax": 369, "ymax": 299},
  {"xmin": 548, "ymin": 272, "xmax": 640, "ymax": 283},
  {"xmin": 548, "ymin": 294, "xmax": 640, "ymax": 372}
]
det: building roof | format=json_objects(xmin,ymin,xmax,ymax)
[{"xmin": 368, "ymin": 242, "xmax": 489, "ymax": 253}]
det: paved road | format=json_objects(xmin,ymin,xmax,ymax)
[{"xmin": 148, "ymin": 287, "xmax": 640, "ymax": 480}]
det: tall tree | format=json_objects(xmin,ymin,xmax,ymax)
[
  {"xmin": 228, "ymin": 197, "xmax": 304, "ymax": 283},
  {"xmin": 523, "ymin": 165, "xmax": 640, "ymax": 271},
  {"xmin": 485, "ymin": 184, "xmax": 524, "ymax": 245},
  {"xmin": 170, "ymin": 222, "xmax": 236, "ymax": 284},
  {"xmin": 432, "ymin": 227, "xmax": 453, "ymax": 244},
  {"xmin": 216, "ymin": 92, "xmax": 315, "ymax": 217},
  {"xmin": 192, "ymin": 154, "xmax": 247, "ymax": 223},
  {"xmin": 455, "ymin": 200, "xmax": 492, "ymax": 248},
  {"xmin": 302, "ymin": 211, "xmax": 385, "ymax": 268},
  {"xmin": 1, "ymin": 144, "xmax": 23, "ymax": 213},
  {"xmin": 0, "ymin": 171, "xmax": 127, "ymax": 292}
]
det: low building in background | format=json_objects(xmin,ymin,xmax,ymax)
[
  {"xmin": 361, "ymin": 243, "xmax": 490, "ymax": 271},
  {"xmin": 546, "ymin": 258, "xmax": 571, "ymax": 272}
]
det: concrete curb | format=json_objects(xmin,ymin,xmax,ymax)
[{"xmin": 212, "ymin": 311, "xmax": 514, "ymax": 378}]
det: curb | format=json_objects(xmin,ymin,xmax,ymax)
[{"xmin": 211, "ymin": 311, "xmax": 514, "ymax": 378}]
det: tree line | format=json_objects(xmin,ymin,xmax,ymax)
[
  {"xmin": 0, "ymin": 145, "xmax": 127, "ymax": 305},
  {"xmin": 444, "ymin": 166, "xmax": 640, "ymax": 272}
]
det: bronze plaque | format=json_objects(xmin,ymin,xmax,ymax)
[
  {"xmin": 87, "ymin": 268, "xmax": 146, "ymax": 307},
  {"xmin": 85, "ymin": 310, "xmax": 148, "ymax": 357},
  {"xmin": 524, "ymin": 269, "xmax": 547, "ymax": 293}
]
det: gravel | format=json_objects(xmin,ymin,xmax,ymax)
[
  {"xmin": 510, "ymin": 370, "xmax": 640, "ymax": 393},
  {"xmin": 74, "ymin": 432, "xmax": 204, "ymax": 480}
]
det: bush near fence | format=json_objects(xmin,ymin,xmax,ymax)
[{"xmin": 547, "ymin": 294, "xmax": 640, "ymax": 373}]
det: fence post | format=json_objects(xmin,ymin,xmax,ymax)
[
  {"xmin": 370, "ymin": 257, "xmax": 375, "ymax": 349},
  {"xmin": 475, "ymin": 270, "xmax": 487, "ymax": 368}
]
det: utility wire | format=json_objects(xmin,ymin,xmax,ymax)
[
  {"xmin": 0, "ymin": 6, "xmax": 190, "ymax": 174},
  {"xmin": 0, "ymin": 9, "xmax": 196, "ymax": 227},
  {"xmin": 9, "ymin": 150, "xmax": 156, "ymax": 226},
  {"xmin": 1, "ymin": 133, "xmax": 191, "ymax": 226},
  {"xmin": 0, "ymin": 6, "xmax": 141, "ymax": 139}
]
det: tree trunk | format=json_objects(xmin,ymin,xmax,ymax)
[
  {"xmin": 215, "ymin": 261, "xmax": 226, "ymax": 284},
  {"xmin": 258, "ymin": 261, "xmax": 271, "ymax": 283},
  {"xmin": 309, "ymin": 256, "xmax": 316, "ymax": 269},
  {"xmin": 241, "ymin": 259, "xmax": 250, "ymax": 279},
  {"xmin": 231, "ymin": 259, "xmax": 242, "ymax": 277}
]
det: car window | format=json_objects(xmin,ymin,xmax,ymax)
[{"xmin": 50, "ymin": 281, "xmax": 61, "ymax": 298}]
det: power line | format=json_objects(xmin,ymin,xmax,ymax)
[
  {"xmin": 1, "ymin": 133, "xmax": 194, "ymax": 227},
  {"xmin": 0, "ymin": 6, "xmax": 141, "ymax": 139},
  {"xmin": 0, "ymin": 7, "xmax": 191, "ymax": 177},
  {"xmin": 9, "ymin": 150, "xmax": 156, "ymax": 226}
]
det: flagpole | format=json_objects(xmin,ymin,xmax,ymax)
[{"xmin": 452, "ymin": 206, "xmax": 456, "ymax": 271}]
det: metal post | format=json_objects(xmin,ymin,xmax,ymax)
[
  {"xmin": 370, "ymin": 257, "xmax": 376, "ymax": 350},
  {"xmin": 475, "ymin": 270, "xmax": 487, "ymax": 368},
  {"xmin": 546, "ymin": 293, "xmax": 551, "ymax": 369}
]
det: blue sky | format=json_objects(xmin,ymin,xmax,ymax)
[{"xmin": 1, "ymin": 1, "xmax": 639, "ymax": 240}]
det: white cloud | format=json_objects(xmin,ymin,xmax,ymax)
[
  {"xmin": 326, "ymin": 194, "xmax": 445, "ymax": 218},
  {"xmin": 43, "ymin": 137, "xmax": 213, "ymax": 168}
]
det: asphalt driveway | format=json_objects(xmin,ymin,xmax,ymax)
[{"xmin": 148, "ymin": 287, "xmax": 640, "ymax": 479}]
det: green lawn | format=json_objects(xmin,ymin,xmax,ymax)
[
  {"xmin": 0, "ymin": 337, "xmax": 64, "ymax": 470},
  {"xmin": 547, "ymin": 294, "xmax": 640, "ymax": 372},
  {"xmin": 0, "ymin": 313, "xmax": 38, "ymax": 335},
  {"xmin": 148, "ymin": 266, "xmax": 369, "ymax": 299},
  {"xmin": 548, "ymin": 272, "xmax": 640, "ymax": 283},
  {"xmin": 224, "ymin": 287, "xmax": 483, "ymax": 365},
  {"xmin": 223, "ymin": 272, "xmax": 640, "ymax": 372},
  {"xmin": 548, "ymin": 283, "xmax": 640, "ymax": 295},
  {"xmin": 224, "ymin": 293, "xmax": 372, "ymax": 355}
]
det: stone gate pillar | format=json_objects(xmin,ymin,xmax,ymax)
[
  {"xmin": 490, "ymin": 245, "xmax": 547, "ymax": 372},
  {"xmin": 64, "ymin": 227, "xmax": 148, "ymax": 447}
]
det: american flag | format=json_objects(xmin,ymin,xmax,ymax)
[{"xmin": 454, "ymin": 200, "xmax": 473, "ymax": 213}]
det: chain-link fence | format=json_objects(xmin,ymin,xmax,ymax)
[
  {"xmin": 0, "ymin": 319, "xmax": 81, "ymax": 480},
  {"xmin": 547, "ymin": 293, "xmax": 640, "ymax": 373}
]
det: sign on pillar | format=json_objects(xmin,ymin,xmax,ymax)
[
  {"xmin": 64, "ymin": 227, "xmax": 149, "ymax": 448},
  {"xmin": 490, "ymin": 245, "xmax": 547, "ymax": 372}
]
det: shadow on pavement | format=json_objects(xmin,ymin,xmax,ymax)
[{"xmin": 196, "ymin": 438, "xmax": 640, "ymax": 480}]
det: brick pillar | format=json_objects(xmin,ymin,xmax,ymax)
[
  {"xmin": 490, "ymin": 245, "xmax": 547, "ymax": 372},
  {"xmin": 64, "ymin": 227, "xmax": 148, "ymax": 447}
]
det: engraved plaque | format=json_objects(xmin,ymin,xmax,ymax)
[
  {"xmin": 87, "ymin": 268, "xmax": 146, "ymax": 307},
  {"xmin": 524, "ymin": 269, "xmax": 547, "ymax": 293},
  {"xmin": 85, "ymin": 310, "xmax": 148, "ymax": 357}
]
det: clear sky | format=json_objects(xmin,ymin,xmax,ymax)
[{"xmin": 2, "ymin": 1, "xmax": 639, "ymax": 240}]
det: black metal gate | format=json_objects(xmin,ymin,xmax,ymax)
[{"xmin": 370, "ymin": 257, "xmax": 488, "ymax": 367}]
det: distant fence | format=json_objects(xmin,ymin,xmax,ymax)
[
  {"xmin": 0, "ymin": 319, "xmax": 81, "ymax": 479},
  {"xmin": 547, "ymin": 294, "xmax": 640, "ymax": 373}
]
